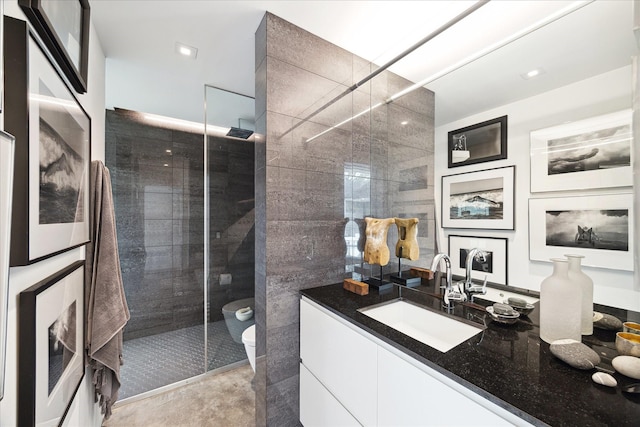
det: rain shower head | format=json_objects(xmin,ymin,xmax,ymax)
[{"xmin": 226, "ymin": 127, "xmax": 254, "ymax": 139}]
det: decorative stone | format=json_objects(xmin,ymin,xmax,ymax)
[
  {"xmin": 507, "ymin": 297, "xmax": 528, "ymax": 309},
  {"xmin": 592, "ymin": 372, "xmax": 617, "ymax": 387},
  {"xmin": 612, "ymin": 355, "xmax": 640, "ymax": 380},
  {"xmin": 593, "ymin": 312, "xmax": 623, "ymax": 330},
  {"xmin": 549, "ymin": 339, "xmax": 601, "ymax": 369},
  {"xmin": 493, "ymin": 303, "xmax": 516, "ymax": 316}
]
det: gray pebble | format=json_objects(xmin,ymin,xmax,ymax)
[
  {"xmin": 550, "ymin": 339, "xmax": 601, "ymax": 370},
  {"xmin": 493, "ymin": 303, "xmax": 516, "ymax": 316},
  {"xmin": 593, "ymin": 312, "xmax": 623, "ymax": 330},
  {"xmin": 592, "ymin": 372, "xmax": 617, "ymax": 387},
  {"xmin": 507, "ymin": 297, "xmax": 528, "ymax": 308}
]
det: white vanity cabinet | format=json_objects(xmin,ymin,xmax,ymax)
[
  {"xmin": 300, "ymin": 297, "xmax": 533, "ymax": 427},
  {"xmin": 300, "ymin": 298, "xmax": 378, "ymax": 425},
  {"xmin": 377, "ymin": 346, "xmax": 513, "ymax": 426}
]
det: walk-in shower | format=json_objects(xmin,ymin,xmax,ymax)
[{"xmin": 104, "ymin": 86, "xmax": 255, "ymax": 400}]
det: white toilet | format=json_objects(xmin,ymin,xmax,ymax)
[{"xmin": 242, "ymin": 324, "xmax": 256, "ymax": 372}]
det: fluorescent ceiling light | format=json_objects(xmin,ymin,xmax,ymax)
[{"xmin": 175, "ymin": 42, "xmax": 198, "ymax": 59}]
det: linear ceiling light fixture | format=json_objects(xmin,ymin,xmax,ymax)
[
  {"xmin": 175, "ymin": 41, "xmax": 198, "ymax": 59},
  {"xmin": 304, "ymin": 1, "xmax": 590, "ymax": 143}
]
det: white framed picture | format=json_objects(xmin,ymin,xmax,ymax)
[
  {"xmin": 529, "ymin": 193, "xmax": 633, "ymax": 271},
  {"xmin": 530, "ymin": 109, "xmax": 632, "ymax": 192},
  {"xmin": 441, "ymin": 166, "xmax": 515, "ymax": 230}
]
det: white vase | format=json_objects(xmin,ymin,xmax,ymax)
[
  {"xmin": 539, "ymin": 258, "xmax": 582, "ymax": 344},
  {"xmin": 565, "ymin": 254, "xmax": 594, "ymax": 336}
]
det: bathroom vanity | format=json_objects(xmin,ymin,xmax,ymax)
[{"xmin": 299, "ymin": 281, "xmax": 640, "ymax": 426}]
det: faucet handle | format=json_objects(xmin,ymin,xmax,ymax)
[
  {"xmin": 446, "ymin": 284, "xmax": 467, "ymax": 302},
  {"xmin": 467, "ymin": 275, "xmax": 488, "ymax": 295}
]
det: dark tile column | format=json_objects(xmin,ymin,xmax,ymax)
[{"xmin": 255, "ymin": 12, "xmax": 435, "ymax": 426}]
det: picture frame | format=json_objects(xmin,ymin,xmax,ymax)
[
  {"xmin": 441, "ymin": 166, "xmax": 515, "ymax": 230},
  {"xmin": 4, "ymin": 17, "xmax": 91, "ymax": 266},
  {"xmin": 18, "ymin": 0, "xmax": 90, "ymax": 93},
  {"xmin": 530, "ymin": 109, "xmax": 632, "ymax": 192},
  {"xmin": 0, "ymin": 131, "xmax": 16, "ymax": 401},
  {"xmin": 529, "ymin": 194, "xmax": 633, "ymax": 271},
  {"xmin": 18, "ymin": 260, "xmax": 85, "ymax": 427},
  {"xmin": 448, "ymin": 235, "xmax": 508, "ymax": 286},
  {"xmin": 448, "ymin": 115, "xmax": 507, "ymax": 168}
]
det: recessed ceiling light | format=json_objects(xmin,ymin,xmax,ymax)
[
  {"xmin": 521, "ymin": 68, "xmax": 545, "ymax": 80},
  {"xmin": 175, "ymin": 42, "xmax": 197, "ymax": 59},
  {"xmin": 401, "ymin": 120, "xmax": 409, "ymax": 125},
  {"xmin": 166, "ymin": 149, "xmax": 172, "ymax": 153}
]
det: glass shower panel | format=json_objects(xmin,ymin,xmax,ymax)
[
  {"xmin": 204, "ymin": 86, "xmax": 256, "ymax": 372},
  {"xmin": 105, "ymin": 109, "xmax": 206, "ymax": 399}
]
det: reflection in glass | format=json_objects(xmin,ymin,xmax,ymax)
[{"xmin": 48, "ymin": 301, "xmax": 76, "ymax": 395}]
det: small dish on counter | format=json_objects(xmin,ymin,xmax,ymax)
[
  {"xmin": 505, "ymin": 297, "xmax": 535, "ymax": 316},
  {"xmin": 486, "ymin": 306, "xmax": 520, "ymax": 325},
  {"xmin": 623, "ymin": 321, "xmax": 640, "ymax": 335},
  {"xmin": 616, "ymin": 332, "xmax": 640, "ymax": 357}
]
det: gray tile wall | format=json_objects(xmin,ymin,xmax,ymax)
[
  {"xmin": 106, "ymin": 109, "xmax": 255, "ymax": 340},
  {"xmin": 255, "ymin": 13, "xmax": 435, "ymax": 426}
]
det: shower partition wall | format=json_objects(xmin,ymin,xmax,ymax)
[{"xmin": 105, "ymin": 89, "xmax": 255, "ymax": 400}]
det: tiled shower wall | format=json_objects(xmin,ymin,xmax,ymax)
[
  {"xmin": 106, "ymin": 109, "xmax": 255, "ymax": 340},
  {"xmin": 255, "ymin": 13, "xmax": 435, "ymax": 426}
]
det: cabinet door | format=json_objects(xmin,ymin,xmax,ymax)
[
  {"xmin": 300, "ymin": 363, "xmax": 361, "ymax": 427},
  {"xmin": 300, "ymin": 298, "xmax": 377, "ymax": 426},
  {"xmin": 377, "ymin": 346, "xmax": 514, "ymax": 426}
]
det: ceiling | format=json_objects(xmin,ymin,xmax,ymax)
[{"xmin": 90, "ymin": 0, "xmax": 636, "ymax": 127}]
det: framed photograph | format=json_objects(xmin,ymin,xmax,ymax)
[
  {"xmin": 448, "ymin": 235, "xmax": 508, "ymax": 286},
  {"xmin": 530, "ymin": 110, "xmax": 632, "ymax": 192},
  {"xmin": 529, "ymin": 194, "xmax": 633, "ymax": 271},
  {"xmin": 441, "ymin": 166, "xmax": 515, "ymax": 230},
  {"xmin": 18, "ymin": 0, "xmax": 90, "ymax": 93},
  {"xmin": 18, "ymin": 260, "xmax": 85, "ymax": 427},
  {"xmin": 0, "ymin": 131, "xmax": 16, "ymax": 401},
  {"xmin": 448, "ymin": 115, "xmax": 507, "ymax": 168},
  {"xmin": 4, "ymin": 17, "xmax": 91, "ymax": 266}
]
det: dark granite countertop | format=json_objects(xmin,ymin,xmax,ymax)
[{"xmin": 300, "ymin": 280, "xmax": 640, "ymax": 427}]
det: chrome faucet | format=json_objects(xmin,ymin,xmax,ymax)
[
  {"xmin": 464, "ymin": 248, "xmax": 487, "ymax": 302},
  {"xmin": 430, "ymin": 253, "xmax": 464, "ymax": 310}
]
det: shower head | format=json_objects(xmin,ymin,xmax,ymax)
[{"xmin": 226, "ymin": 127, "xmax": 254, "ymax": 139}]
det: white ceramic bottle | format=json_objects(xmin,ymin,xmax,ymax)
[
  {"xmin": 539, "ymin": 258, "xmax": 582, "ymax": 344},
  {"xmin": 565, "ymin": 254, "xmax": 594, "ymax": 335}
]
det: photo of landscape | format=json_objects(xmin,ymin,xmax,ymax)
[
  {"xmin": 39, "ymin": 117, "xmax": 84, "ymax": 224},
  {"xmin": 448, "ymin": 177, "xmax": 504, "ymax": 220},
  {"xmin": 545, "ymin": 208, "xmax": 629, "ymax": 251},
  {"xmin": 547, "ymin": 123, "xmax": 631, "ymax": 175}
]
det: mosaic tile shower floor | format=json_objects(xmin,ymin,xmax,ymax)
[{"xmin": 118, "ymin": 320, "xmax": 248, "ymax": 399}]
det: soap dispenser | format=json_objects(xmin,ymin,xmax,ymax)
[{"xmin": 539, "ymin": 258, "xmax": 582, "ymax": 344}]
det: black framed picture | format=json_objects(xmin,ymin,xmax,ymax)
[
  {"xmin": 18, "ymin": 260, "xmax": 85, "ymax": 427},
  {"xmin": 448, "ymin": 115, "xmax": 507, "ymax": 168},
  {"xmin": 18, "ymin": 0, "xmax": 90, "ymax": 93},
  {"xmin": 4, "ymin": 17, "xmax": 91, "ymax": 266},
  {"xmin": 448, "ymin": 235, "xmax": 508, "ymax": 286}
]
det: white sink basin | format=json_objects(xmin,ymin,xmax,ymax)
[{"xmin": 358, "ymin": 299, "xmax": 484, "ymax": 352}]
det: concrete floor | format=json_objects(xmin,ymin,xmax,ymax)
[{"xmin": 103, "ymin": 364, "xmax": 255, "ymax": 427}]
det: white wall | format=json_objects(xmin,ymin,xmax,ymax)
[
  {"xmin": 1, "ymin": 1, "xmax": 106, "ymax": 425},
  {"xmin": 435, "ymin": 65, "xmax": 638, "ymax": 311}
]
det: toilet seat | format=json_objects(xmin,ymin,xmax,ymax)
[{"xmin": 242, "ymin": 324, "xmax": 255, "ymax": 346}]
